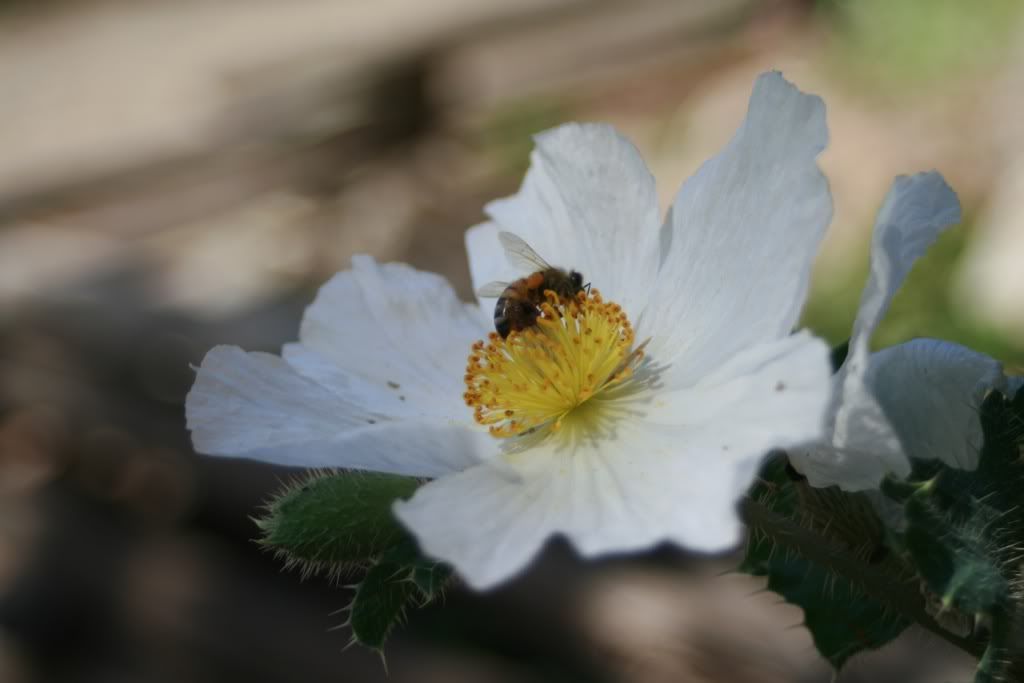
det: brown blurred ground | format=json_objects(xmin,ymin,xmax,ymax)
[{"xmin": 0, "ymin": 0, "xmax": 1019, "ymax": 681}]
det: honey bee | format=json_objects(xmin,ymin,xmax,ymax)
[{"xmin": 476, "ymin": 232, "xmax": 586, "ymax": 338}]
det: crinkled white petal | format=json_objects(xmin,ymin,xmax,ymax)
[
  {"xmin": 796, "ymin": 340, "xmax": 1005, "ymax": 495},
  {"xmin": 186, "ymin": 346, "xmax": 491, "ymax": 475},
  {"xmin": 474, "ymin": 123, "xmax": 662, "ymax": 313},
  {"xmin": 395, "ymin": 330, "xmax": 831, "ymax": 589},
  {"xmin": 865, "ymin": 339, "xmax": 1005, "ymax": 470},
  {"xmin": 640, "ymin": 71, "xmax": 832, "ymax": 383},
  {"xmin": 791, "ymin": 423, "xmax": 909, "ymax": 492},
  {"xmin": 284, "ymin": 255, "xmax": 487, "ymax": 420},
  {"xmin": 790, "ymin": 172, "xmax": 961, "ymax": 490},
  {"xmin": 841, "ymin": 172, "xmax": 961, "ymax": 387}
]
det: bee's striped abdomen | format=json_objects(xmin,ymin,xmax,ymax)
[{"xmin": 493, "ymin": 296, "xmax": 512, "ymax": 338}]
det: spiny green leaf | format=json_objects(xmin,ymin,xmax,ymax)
[
  {"xmin": 902, "ymin": 486, "xmax": 1008, "ymax": 616},
  {"xmin": 350, "ymin": 560, "xmax": 420, "ymax": 650},
  {"xmin": 888, "ymin": 388, "xmax": 1024, "ymax": 681},
  {"xmin": 895, "ymin": 389, "xmax": 1024, "ymax": 617},
  {"xmin": 349, "ymin": 539, "xmax": 452, "ymax": 651},
  {"xmin": 257, "ymin": 471, "xmax": 420, "ymax": 577},
  {"xmin": 740, "ymin": 457, "xmax": 910, "ymax": 671},
  {"xmin": 974, "ymin": 600, "xmax": 1024, "ymax": 683},
  {"xmin": 412, "ymin": 561, "xmax": 452, "ymax": 600}
]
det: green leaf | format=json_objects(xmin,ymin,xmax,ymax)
[
  {"xmin": 412, "ymin": 560, "xmax": 452, "ymax": 600},
  {"xmin": 893, "ymin": 389, "xmax": 1024, "ymax": 615},
  {"xmin": 884, "ymin": 389, "xmax": 1024, "ymax": 681},
  {"xmin": 257, "ymin": 471, "xmax": 420, "ymax": 577},
  {"xmin": 740, "ymin": 458, "xmax": 910, "ymax": 670},
  {"xmin": 349, "ymin": 540, "xmax": 452, "ymax": 651},
  {"xmin": 256, "ymin": 472, "xmax": 453, "ymax": 653},
  {"xmin": 349, "ymin": 559, "xmax": 420, "ymax": 650}
]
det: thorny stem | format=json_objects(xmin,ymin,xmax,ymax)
[{"xmin": 740, "ymin": 497, "xmax": 988, "ymax": 660}]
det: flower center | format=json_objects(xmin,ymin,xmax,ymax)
[{"xmin": 464, "ymin": 289, "xmax": 646, "ymax": 438}]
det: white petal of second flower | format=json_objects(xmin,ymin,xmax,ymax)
[
  {"xmin": 842, "ymin": 172, "xmax": 961, "ymax": 385},
  {"xmin": 792, "ymin": 173, "xmax": 963, "ymax": 490},
  {"xmin": 395, "ymin": 330, "xmax": 832, "ymax": 590},
  {"xmin": 866, "ymin": 339, "xmax": 1005, "ymax": 470},
  {"xmin": 790, "ymin": 434, "xmax": 908, "ymax": 492},
  {"xmin": 790, "ymin": 340, "xmax": 1004, "ymax": 489}
]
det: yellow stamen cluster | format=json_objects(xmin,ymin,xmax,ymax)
[{"xmin": 464, "ymin": 289, "xmax": 643, "ymax": 438}]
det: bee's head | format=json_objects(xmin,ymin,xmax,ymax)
[{"xmin": 569, "ymin": 270, "xmax": 585, "ymax": 291}]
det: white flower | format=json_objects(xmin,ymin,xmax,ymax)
[
  {"xmin": 789, "ymin": 173, "xmax": 1008, "ymax": 491},
  {"xmin": 186, "ymin": 71, "xmax": 834, "ymax": 590}
]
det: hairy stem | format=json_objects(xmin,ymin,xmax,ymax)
[{"xmin": 740, "ymin": 497, "xmax": 987, "ymax": 659}]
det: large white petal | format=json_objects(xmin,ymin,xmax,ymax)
[
  {"xmin": 186, "ymin": 345, "xmax": 491, "ymax": 475},
  {"xmin": 866, "ymin": 339, "xmax": 1005, "ymax": 470},
  {"xmin": 395, "ymin": 431, "xmax": 747, "ymax": 590},
  {"xmin": 395, "ymin": 330, "xmax": 831, "ymax": 590},
  {"xmin": 478, "ymin": 123, "xmax": 662, "ymax": 312},
  {"xmin": 284, "ymin": 255, "xmax": 488, "ymax": 420},
  {"xmin": 645, "ymin": 331, "xmax": 832, "ymax": 444},
  {"xmin": 640, "ymin": 71, "xmax": 832, "ymax": 381}
]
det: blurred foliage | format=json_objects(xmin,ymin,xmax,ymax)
[
  {"xmin": 803, "ymin": 220, "xmax": 1024, "ymax": 367},
  {"xmin": 818, "ymin": 0, "xmax": 1024, "ymax": 92},
  {"xmin": 476, "ymin": 98, "xmax": 570, "ymax": 179}
]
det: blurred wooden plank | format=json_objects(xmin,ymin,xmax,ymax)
[{"xmin": 0, "ymin": 0, "xmax": 760, "ymax": 234}]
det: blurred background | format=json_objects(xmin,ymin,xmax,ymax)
[{"xmin": 1, "ymin": 0, "xmax": 1022, "ymax": 681}]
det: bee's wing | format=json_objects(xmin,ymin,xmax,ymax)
[
  {"xmin": 498, "ymin": 231, "xmax": 552, "ymax": 272},
  {"xmin": 476, "ymin": 281, "xmax": 510, "ymax": 298}
]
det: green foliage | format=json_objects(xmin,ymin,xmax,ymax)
[
  {"xmin": 477, "ymin": 98, "xmax": 570, "ymax": 178},
  {"xmin": 348, "ymin": 541, "xmax": 452, "ymax": 651},
  {"xmin": 883, "ymin": 389, "xmax": 1024, "ymax": 681},
  {"xmin": 744, "ymin": 388, "xmax": 1024, "ymax": 678},
  {"xmin": 257, "ymin": 471, "xmax": 452, "ymax": 654},
  {"xmin": 740, "ymin": 458, "xmax": 911, "ymax": 670},
  {"xmin": 803, "ymin": 225, "xmax": 1024, "ymax": 368},
  {"xmin": 819, "ymin": 0, "xmax": 1022, "ymax": 92},
  {"xmin": 256, "ymin": 471, "xmax": 420, "ymax": 577}
]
